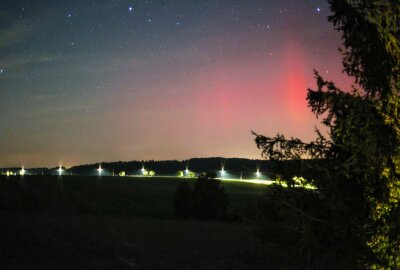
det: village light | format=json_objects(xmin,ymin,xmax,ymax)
[
  {"xmin": 20, "ymin": 167, "xmax": 26, "ymax": 176},
  {"xmin": 256, "ymin": 170, "xmax": 261, "ymax": 178},
  {"xmin": 220, "ymin": 166, "xmax": 225, "ymax": 179},
  {"xmin": 220, "ymin": 160, "xmax": 226, "ymax": 179},
  {"xmin": 141, "ymin": 162, "xmax": 145, "ymax": 172},
  {"xmin": 97, "ymin": 165, "xmax": 103, "ymax": 176},
  {"xmin": 58, "ymin": 166, "xmax": 63, "ymax": 175}
]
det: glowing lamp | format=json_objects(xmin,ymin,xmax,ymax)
[
  {"xmin": 97, "ymin": 165, "xmax": 103, "ymax": 176},
  {"xmin": 58, "ymin": 166, "xmax": 63, "ymax": 175},
  {"xmin": 20, "ymin": 167, "xmax": 26, "ymax": 176},
  {"xmin": 220, "ymin": 168, "xmax": 225, "ymax": 179}
]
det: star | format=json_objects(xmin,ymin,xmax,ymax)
[
  {"xmin": 0, "ymin": 69, "xmax": 3, "ymax": 74},
  {"xmin": 176, "ymin": 21, "xmax": 181, "ymax": 26},
  {"xmin": 128, "ymin": 6, "xmax": 133, "ymax": 12},
  {"xmin": 316, "ymin": 7, "xmax": 321, "ymax": 13}
]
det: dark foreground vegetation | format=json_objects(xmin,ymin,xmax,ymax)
[
  {"xmin": 0, "ymin": 175, "xmax": 267, "ymax": 269},
  {"xmin": 252, "ymin": 1, "xmax": 400, "ymax": 269},
  {"xmin": 1, "ymin": 1, "xmax": 399, "ymax": 269}
]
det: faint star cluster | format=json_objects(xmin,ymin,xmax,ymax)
[{"xmin": 0, "ymin": 0, "xmax": 347, "ymax": 167}]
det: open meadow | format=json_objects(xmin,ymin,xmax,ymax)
[{"xmin": 0, "ymin": 175, "xmax": 268, "ymax": 269}]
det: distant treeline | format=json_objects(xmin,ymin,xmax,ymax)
[
  {"xmin": 70, "ymin": 158, "xmax": 272, "ymax": 177},
  {"xmin": 0, "ymin": 158, "xmax": 320, "ymax": 180}
]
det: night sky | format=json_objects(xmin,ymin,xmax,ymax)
[{"xmin": 0, "ymin": 0, "xmax": 352, "ymax": 167}]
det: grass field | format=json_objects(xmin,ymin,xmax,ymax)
[
  {"xmin": 0, "ymin": 175, "xmax": 265, "ymax": 218},
  {"xmin": 0, "ymin": 175, "xmax": 268, "ymax": 269}
]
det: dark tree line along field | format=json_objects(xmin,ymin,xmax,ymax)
[{"xmin": 1, "ymin": 157, "xmax": 277, "ymax": 178}]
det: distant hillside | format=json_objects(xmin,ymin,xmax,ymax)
[
  {"xmin": 0, "ymin": 158, "xmax": 322, "ymax": 180},
  {"xmin": 69, "ymin": 157, "xmax": 275, "ymax": 179}
]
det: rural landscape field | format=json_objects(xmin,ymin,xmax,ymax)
[
  {"xmin": 1, "ymin": 0, "xmax": 399, "ymax": 269},
  {"xmin": 0, "ymin": 175, "xmax": 268, "ymax": 269}
]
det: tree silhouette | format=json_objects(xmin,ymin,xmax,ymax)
[{"xmin": 253, "ymin": 1, "xmax": 400, "ymax": 268}]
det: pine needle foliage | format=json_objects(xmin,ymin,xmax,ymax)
[{"xmin": 253, "ymin": 1, "xmax": 400, "ymax": 268}]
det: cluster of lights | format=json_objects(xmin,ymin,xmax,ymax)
[{"xmin": 7, "ymin": 160, "xmax": 271, "ymax": 184}]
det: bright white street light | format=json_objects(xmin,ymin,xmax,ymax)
[
  {"xmin": 256, "ymin": 170, "xmax": 261, "ymax": 178},
  {"xmin": 58, "ymin": 166, "xmax": 63, "ymax": 175},
  {"xmin": 20, "ymin": 167, "xmax": 26, "ymax": 176},
  {"xmin": 220, "ymin": 167, "xmax": 225, "ymax": 179},
  {"xmin": 97, "ymin": 165, "xmax": 103, "ymax": 176}
]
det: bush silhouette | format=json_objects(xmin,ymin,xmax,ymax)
[
  {"xmin": 192, "ymin": 173, "xmax": 227, "ymax": 219},
  {"xmin": 173, "ymin": 172, "xmax": 228, "ymax": 219}
]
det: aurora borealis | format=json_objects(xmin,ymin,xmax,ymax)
[{"xmin": 0, "ymin": 0, "xmax": 352, "ymax": 167}]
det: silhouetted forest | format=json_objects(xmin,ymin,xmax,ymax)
[
  {"xmin": 1, "ymin": 158, "xmax": 327, "ymax": 181},
  {"xmin": 1, "ymin": 158, "xmax": 291, "ymax": 179},
  {"xmin": 70, "ymin": 158, "xmax": 272, "ymax": 176}
]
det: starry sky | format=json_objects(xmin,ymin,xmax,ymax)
[{"xmin": 0, "ymin": 0, "xmax": 352, "ymax": 167}]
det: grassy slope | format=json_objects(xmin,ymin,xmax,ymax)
[
  {"xmin": 0, "ymin": 216, "xmax": 261, "ymax": 269},
  {"xmin": 0, "ymin": 176, "xmax": 266, "ymax": 269},
  {"xmin": 0, "ymin": 176, "xmax": 265, "ymax": 218}
]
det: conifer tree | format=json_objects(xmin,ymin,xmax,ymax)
[{"xmin": 253, "ymin": 0, "xmax": 400, "ymax": 267}]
